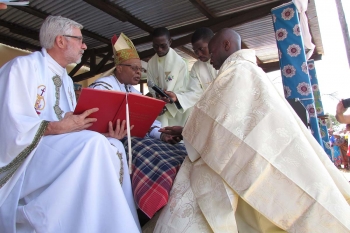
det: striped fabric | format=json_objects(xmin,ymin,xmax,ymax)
[{"xmin": 121, "ymin": 137, "xmax": 187, "ymax": 218}]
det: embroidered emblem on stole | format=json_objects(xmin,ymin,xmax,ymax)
[
  {"xmin": 165, "ymin": 72, "xmax": 173, "ymax": 82},
  {"xmin": 35, "ymin": 85, "xmax": 46, "ymax": 115}
]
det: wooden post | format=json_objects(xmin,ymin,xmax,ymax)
[{"xmin": 335, "ymin": 0, "xmax": 350, "ymax": 68}]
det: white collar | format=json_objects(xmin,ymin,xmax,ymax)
[{"xmin": 43, "ymin": 48, "xmax": 66, "ymax": 77}]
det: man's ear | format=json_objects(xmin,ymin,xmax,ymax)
[
  {"xmin": 116, "ymin": 65, "xmax": 122, "ymax": 74},
  {"xmin": 223, "ymin": 40, "xmax": 230, "ymax": 51},
  {"xmin": 56, "ymin": 35, "xmax": 65, "ymax": 49},
  {"xmin": 168, "ymin": 38, "xmax": 172, "ymax": 46}
]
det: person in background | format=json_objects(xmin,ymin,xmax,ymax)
[
  {"xmin": 332, "ymin": 131, "xmax": 344, "ymax": 168},
  {"xmin": 0, "ymin": 16, "xmax": 140, "ymax": 232},
  {"xmin": 344, "ymin": 124, "xmax": 350, "ymax": 170},
  {"xmin": 162, "ymin": 27, "xmax": 218, "ymax": 116},
  {"xmin": 147, "ymin": 27, "xmax": 191, "ymax": 127},
  {"xmin": 336, "ymin": 99, "xmax": 350, "ymax": 123},
  {"xmin": 189, "ymin": 27, "xmax": 217, "ymax": 92}
]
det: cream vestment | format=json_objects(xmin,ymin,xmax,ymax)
[{"xmin": 148, "ymin": 49, "xmax": 350, "ymax": 233}]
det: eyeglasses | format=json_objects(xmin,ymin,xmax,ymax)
[
  {"xmin": 63, "ymin": 35, "xmax": 84, "ymax": 44},
  {"xmin": 118, "ymin": 64, "xmax": 146, "ymax": 73}
]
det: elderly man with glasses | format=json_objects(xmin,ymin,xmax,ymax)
[
  {"xmin": 89, "ymin": 33, "xmax": 188, "ymax": 224},
  {"xmin": 0, "ymin": 16, "xmax": 141, "ymax": 232}
]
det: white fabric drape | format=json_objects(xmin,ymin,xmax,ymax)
[{"xmin": 292, "ymin": 0, "xmax": 315, "ymax": 59}]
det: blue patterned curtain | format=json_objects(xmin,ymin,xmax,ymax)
[
  {"xmin": 308, "ymin": 60, "xmax": 333, "ymax": 160},
  {"xmin": 271, "ymin": 2, "xmax": 323, "ymax": 146}
]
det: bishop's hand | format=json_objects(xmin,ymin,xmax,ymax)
[{"xmin": 102, "ymin": 119, "xmax": 134, "ymax": 140}]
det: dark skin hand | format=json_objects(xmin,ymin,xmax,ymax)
[
  {"xmin": 157, "ymin": 90, "xmax": 177, "ymax": 103},
  {"xmin": 159, "ymin": 126, "xmax": 183, "ymax": 143},
  {"xmin": 161, "ymin": 133, "xmax": 182, "ymax": 144},
  {"xmin": 156, "ymin": 90, "xmax": 177, "ymax": 103}
]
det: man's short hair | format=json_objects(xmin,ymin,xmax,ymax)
[
  {"xmin": 191, "ymin": 27, "xmax": 214, "ymax": 44},
  {"xmin": 40, "ymin": 15, "xmax": 83, "ymax": 49},
  {"xmin": 152, "ymin": 27, "xmax": 170, "ymax": 40}
]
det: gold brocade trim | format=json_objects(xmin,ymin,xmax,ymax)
[
  {"xmin": 52, "ymin": 75, "xmax": 64, "ymax": 120},
  {"xmin": 110, "ymin": 143, "xmax": 124, "ymax": 185},
  {"xmin": 117, "ymin": 152, "xmax": 124, "ymax": 185},
  {"xmin": 0, "ymin": 121, "xmax": 49, "ymax": 189}
]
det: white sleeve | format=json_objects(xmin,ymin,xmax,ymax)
[
  {"xmin": 148, "ymin": 120, "xmax": 162, "ymax": 139},
  {"xmin": 176, "ymin": 66, "xmax": 203, "ymax": 112}
]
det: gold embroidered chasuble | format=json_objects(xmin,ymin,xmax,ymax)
[{"xmin": 151, "ymin": 49, "xmax": 350, "ymax": 232}]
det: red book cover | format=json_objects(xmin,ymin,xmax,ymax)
[{"xmin": 74, "ymin": 88, "xmax": 165, "ymax": 138}]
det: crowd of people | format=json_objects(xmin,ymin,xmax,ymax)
[{"xmin": 0, "ymin": 10, "xmax": 349, "ymax": 233}]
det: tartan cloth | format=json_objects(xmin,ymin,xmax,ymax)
[{"xmin": 121, "ymin": 137, "xmax": 187, "ymax": 218}]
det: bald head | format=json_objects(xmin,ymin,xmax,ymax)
[{"xmin": 208, "ymin": 28, "xmax": 241, "ymax": 70}]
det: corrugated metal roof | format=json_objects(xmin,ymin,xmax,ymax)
[
  {"xmin": 233, "ymin": 15, "xmax": 278, "ymax": 62},
  {"xmin": 0, "ymin": 0, "xmax": 324, "ymax": 76},
  {"xmin": 203, "ymin": 0, "xmax": 280, "ymax": 16},
  {"xmin": 112, "ymin": 0, "xmax": 205, "ymax": 28}
]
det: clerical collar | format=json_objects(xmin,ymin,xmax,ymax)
[
  {"xmin": 44, "ymin": 49, "xmax": 65, "ymax": 77},
  {"xmin": 158, "ymin": 55, "xmax": 165, "ymax": 63},
  {"xmin": 113, "ymin": 74, "xmax": 131, "ymax": 92}
]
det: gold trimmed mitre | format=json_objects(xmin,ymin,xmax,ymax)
[{"xmin": 111, "ymin": 33, "xmax": 139, "ymax": 65}]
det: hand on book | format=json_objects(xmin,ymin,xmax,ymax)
[
  {"xmin": 44, "ymin": 108, "xmax": 99, "ymax": 135},
  {"xmin": 102, "ymin": 119, "xmax": 134, "ymax": 140}
]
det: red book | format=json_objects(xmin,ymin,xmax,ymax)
[{"xmin": 74, "ymin": 88, "xmax": 166, "ymax": 138}]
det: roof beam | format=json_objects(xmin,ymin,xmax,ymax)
[
  {"xmin": 177, "ymin": 46, "xmax": 197, "ymax": 59},
  {"xmin": 0, "ymin": 19, "xmax": 39, "ymax": 41},
  {"xmin": 0, "ymin": 34, "xmax": 40, "ymax": 51},
  {"xmin": 138, "ymin": 1, "xmax": 290, "ymax": 60},
  {"xmin": 72, "ymin": 0, "xmax": 291, "ymax": 81},
  {"xmin": 189, "ymin": 0, "xmax": 215, "ymax": 19},
  {"xmin": 83, "ymin": 0, "xmax": 154, "ymax": 33},
  {"xmin": 13, "ymin": 5, "xmax": 110, "ymax": 44},
  {"xmin": 130, "ymin": 0, "xmax": 290, "ymax": 46}
]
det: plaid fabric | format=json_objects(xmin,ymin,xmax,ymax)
[{"xmin": 121, "ymin": 137, "xmax": 187, "ymax": 218}]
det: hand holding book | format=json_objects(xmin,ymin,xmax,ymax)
[{"xmin": 101, "ymin": 120, "xmax": 134, "ymax": 140}]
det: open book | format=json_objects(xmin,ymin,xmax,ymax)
[{"xmin": 74, "ymin": 88, "xmax": 166, "ymax": 138}]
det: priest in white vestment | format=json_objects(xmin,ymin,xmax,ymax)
[
  {"xmin": 147, "ymin": 27, "xmax": 192, "ymax": 127},
  {"xmin": 146, "ymin": 29, "xmax": 350, "ymax": 232},
  {"xmin": 0, "ymin": 16, "xmax": 141, "ymax": 232},
  {"xmin": 166, "ymin": 27, "xmax": 218, "ymax": 114}
]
